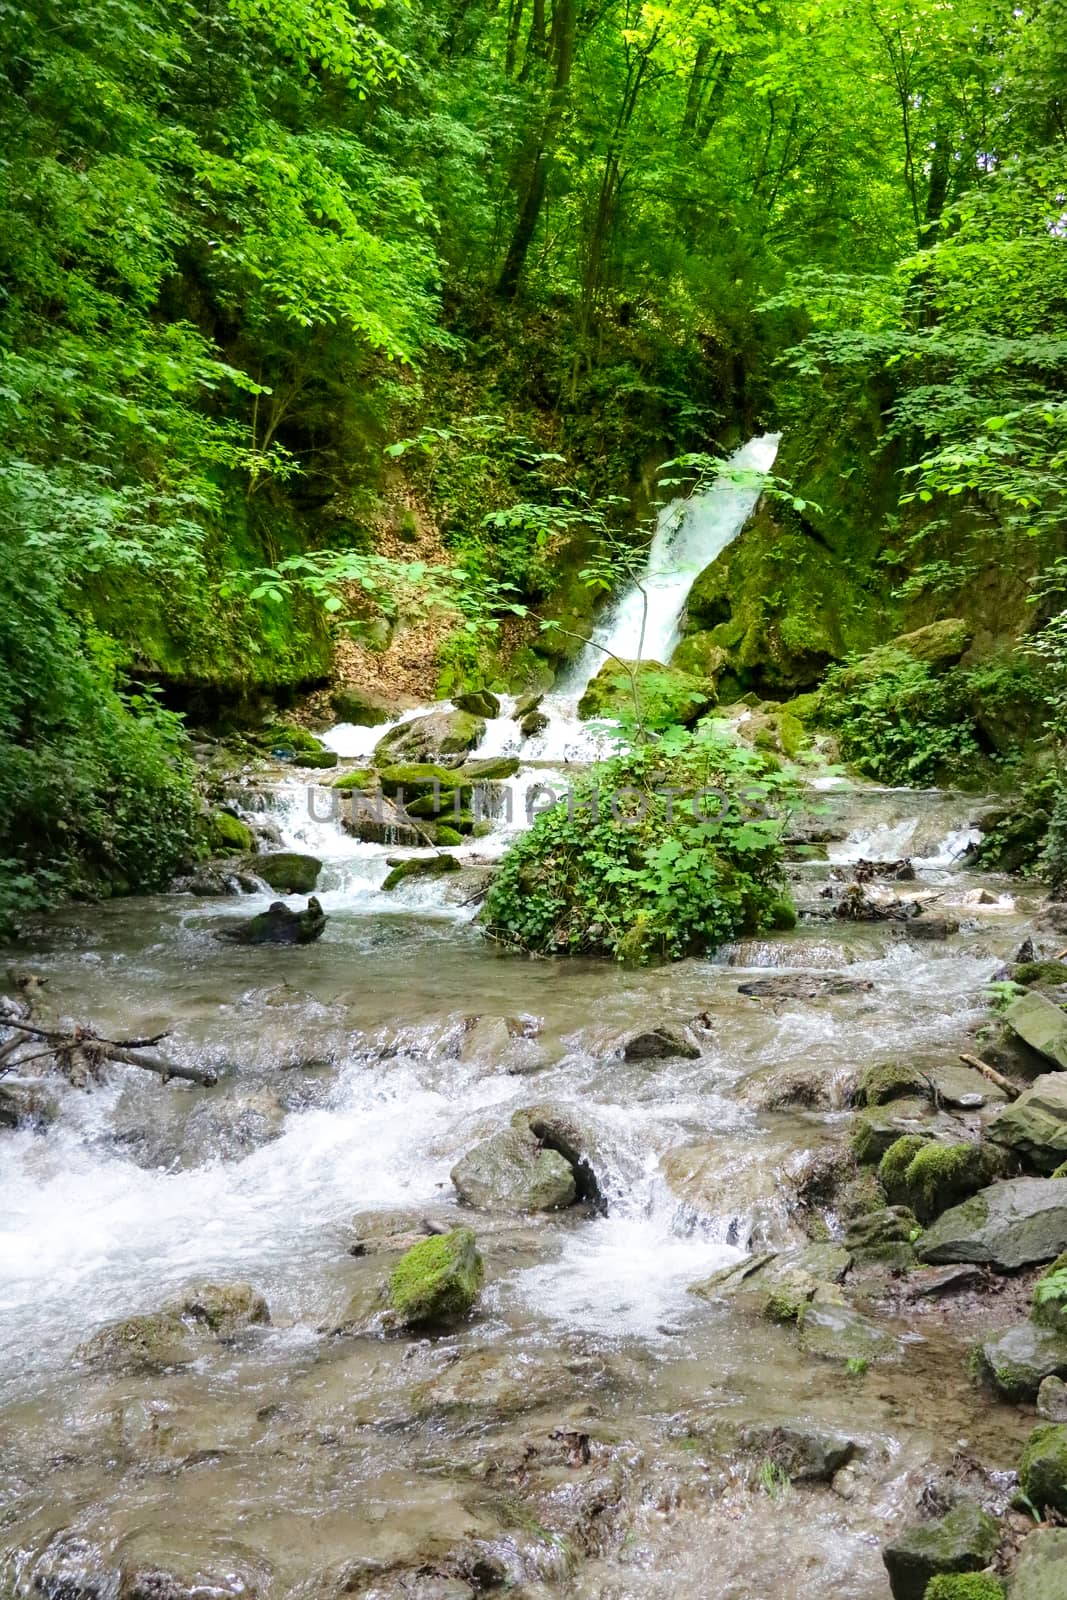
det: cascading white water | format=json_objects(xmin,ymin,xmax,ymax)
[{"xmin": 559, "ymin": 431, "xmax": 781, "ymax": 698}]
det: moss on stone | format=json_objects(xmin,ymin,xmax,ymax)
[
  {"xmin": 1019, "ymin": 1422, "xmax": 1067, "ymax": 1514},
  {"xmin": 332, "ymin": 768, "xmax": 377, "ymax": 791},
  {"xmin": 434, "ymin": 825, "xmax": 464, "ymax": 847},
  {"xmin": 377, "ymin": 763, "xmax": 469, "ymax": 800},
  {"xmin": 388, "ymin": 1227, "xmax": 484, "ymax": 1326},
  {"xmin": 922, "ymin": 1578, "xmax": 1005, "ymax": 1600},
  {"xmin": 766, "ymin": 895, "xmax": 798, "ymax": 930},
  {"xmin": 255, "ymin": 852, "xmax": 321, "ymax": 894},
  {"xmin": 879, "ymin": 1135, "xmax": 932, "ymax": 1198},
  {"xmin": 381, "ymin": 854, "xmax": 461, "ymax": 891},
  {"xmin": 207, "ymin": 810, "xmax": 254, "ymax": 854},
  {"xmin": 577, "ymin": 659, "xmax": 714, "ymax": 729},
  {"xmin": 1013, "ymin": 961, "xmax": 1067, "ymax": 988},
  {"xmin": 856, "ymin": 1061, "xmax": 929, "ymax": 1108},
  {"xmin": 670, "ymin": 632, "xmax": 729, "ymax": 680}
]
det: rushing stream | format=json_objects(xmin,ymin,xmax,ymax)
[{"xmin": 0, "ymin": 438, "xmax": 1041, "ymax": 1599}]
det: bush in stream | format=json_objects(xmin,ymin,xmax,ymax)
[
  {"xmin": 819, "ymin": 657, "xmax": 982, "ymax": 787},
  {"xmin": 480, "ymin": 727, "xmax": 797, "ymax": 961}
]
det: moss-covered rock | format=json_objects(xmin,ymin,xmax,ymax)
[
  {"xmin": 434, "ymin": 825, "xmax": 464, "ymax": 847},
  {"xmin": 254, "ymin": 852, "xmax": 321, "ymax": 894},
  {"xmin": 373, "ymin": 709, "xmax": 485, "ymax": 765},
  {"xmin": 841, "ymin": 620, "xmax": 973, "ymax": 687},
  {"xmin": 1019, "ymin": 1423, "xmax": 1067, "ymax": 1515},
  {"xmin": 922, "ymin": 1577, "xmax": 1004, "ymax": 1600},
  {"xmin": 207, "ymin": 810, "xmax": 254, "ymax": 854},
  {"xmin": 330, "ymin": 687, "xmax": 400, "ymax": 726},
  {"xmin": 977, "ymin": 1320, "xmax": 1067, "ymax": 1400},
  {"xmin": 669, "ymin": 632, "xmax": 729, "ymax": 680},
  {"xmin": 1010, "ymin": 1529, "xmax": 1067, "ymax": 1600},
  {"xmin": 990, "ymin": 1075, "xmax": 1067, "ymax": 1175},
  {"xmin": 577, "ymin": 659, "xmax": 714, "ymax": 729},
  {"xmin": 1013, "ymin": 961, "xmax": 1067, "ymax": 989},
  {"xmin": 381, "ymin": 854, "xmax": 460, "ymax": 891},
  {"xmin": 843, "ymin": 1204, "xmax": 918, "ymax": 1265},
  {"xmin": 852, "ymin": 1102, "xmax": 936, "ymax": 1165},
  {"xmin": 856, "ymin": 1062, "xmax": 930, "ymax": 1108},
  {"xmin": 377, "ymin": 763, "xmax": 470, "ymax": 801},
  {"xmin": 453, "ymin": 689, "xmax": 501, "ymax": 718},
  {"xmin": 331, "ymin": 767, "xmax": 377, "ymax": 791},
  {"xmin": 882, "ymin": 1502, "xmax": 1001, "ymax": 1600},
  {"xmin": 880, "ymin": 1138, "xmax": 1004, "ymax": 1223},
  {"xmin": 388, "ymin": 1227, "xmax": 484, "ymax": 1327}
]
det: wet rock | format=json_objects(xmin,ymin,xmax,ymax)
[
  {"xmin": 373, "ymin": 710, "xmax": 486, "ymax": 766},
  {"xmin": 691, "ymin": 1243, "xmax": 851, "ymax": 1322},
  {"xmin": 252, "ymin": 851, "xmax": 322, "ymax": 894},
  {"xmin": 736, "ymin": 974, "xmax": 873, "ymax": 1000},
  {"xmin": 120, "ymin": 1566, "xmax": 255, "ymax": 1600},
  {"xmin": 928, "ymin": 1062, "xmax": 1005, "ymax": 1109},
  {"xmin": 743, "ymin": 1062, "xmax": 857, "ymax": 1112},
  {"xmin": 342, "ymin": 792, "xmax": 425, "ymax": 847},
  {"xmin": 855, "ymin": 1062, "xmax": 931, "ymax": 1107},
  {"xmin": 1037, "ymin": 1374, "xmax": 1067, "ymax": 1421},
  {"xmin": 453, "ymin": 689, "xmax": 500, "ymax": 718},
  {"xmin": 1014, "ymin": 960, "xmax": 1067, "ymax": 989},
  {"xmin": 215, "ymin": 897, "xmax": 327, "ymax": 944},
  {"xmin": 451, "ymin": 1127, "xmax": 576, "ymax": 1212},
  {"xmin": 881, "ymin": 1500, "xmax": 1000, "ymax": 1600},
  {"xmin": 739, "ymin": 1422, "xmax": 857, "ymax": 1483},
  {"xmin": 388, "ymin": 1227, "xmax": 484, "ymax": 1327},
  {"xmin": 510, "ymin": 1101, "xmax": 607, "ymax": 1207},
  {"xmin": 798, "ymin": 1300, "xmax": 900, "ymax": 1365},
  {"xmin": 453, "ymin": 755, "xmax": 521, "ymax": 783},
  {"xmin": 206, "ymin": 809, "xmax": 255, "ymax": 854},
  {"xmin": 173, "ymin": 1281, "xmax": 270, "ymax": 1339},
  {"xmin": 1011, "ymin": 1528, "xmax": 1067, "ymax": 1599},
  {"xmin": 0, "ymin": 1080, "xmax": 59, "ymax": 1129},
  {"xmin": 519, "ymin": 709, "xmax": 549, "ymax": 738},
  {"xmin": 900, "ymin": 918, "xmax": 961, "ymax": 941},
  {"xmin": 1019, "ymin": 1422, "xmax": 1067, "ymax": 1514},
  {"xmin": 348, "ymin": 1208, "xmax": 447, "ymax": 1257},
  {"xmin": 1003, "ymin": 990, "xmax": 1067, "ymax": 1070},
  {"xmin": 330, "ymin": 685, "xmax": 410, "ymax": 726},
  {"xmin": 620, "ymin": 1026, "xmax": 700, "ymax": 1062},
  {"xmin": 852, "ymin": 1100, "xmax": 943, "ymax": 1164},
  {"xmin": 661, "ymin": 1136, "xmax": 806, "ymax": 1250},
  {"xmin": 976, "ymin": 1321, "xmax": 1067, "ymax": 1400},
  {"xmin": 1040, "ymin": 903, "xmax": 1067, "ymax": 935},
  {"xmin": 900, "ymin": 1264, "xmax": 986, "ymax": 1300},
  {"xmin": 382, "ymin": 854, "xmax": 460, "ymax": 892},
  {"xmin": 879, "ymin": 1137, "xmax": 1006, "ymax": 1224},
  {"xmin": 989, "ymin": 1074, "xmax": 1067, "ymax": 1174},
  {"xmin": 180, "ymin": 1090, "xmax": 285, "ymax": 1163},
  {"xmin": 170, "ymin": 865, "xmax": 246, "ymax": 896},
  {"xmin": 843, "ymin": 1205, "xmax": 917, "ymax": 1267},
  {"xmin": 916, "ymin": 1178, "xmax": 1067, "ymax": 1270},
  {"xmin": 456, "ymin": 1016, "xmax": 548, "ymax": 1076},
  {"xmin": 76, "ymin": 1311, "xmax": 204, "ymax": 1373}
]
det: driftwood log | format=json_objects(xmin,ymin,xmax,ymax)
[{"xmin": 0, "ymin": 1012, "xmax": 217, "ymax": 1087}]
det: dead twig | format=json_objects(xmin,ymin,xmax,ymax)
[{"xmin": 959, "ymin": 1051, "xmax": 1021, "ymax": 1100}]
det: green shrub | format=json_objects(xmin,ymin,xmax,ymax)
[
  {"xmin": 819, "ymin": 656, "xmax": 981, "ymax": 786},
  {"xmin": 923, "ymin": 1576, "xmax": 1005, "ymax": 1600},
  {"xmin": 481, "ymin": 728, "xmax": 796, "ymax": 961}
]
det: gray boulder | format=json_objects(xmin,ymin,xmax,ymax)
[
  {"xmin": 1011, "ymin": 1528, "xmax": 1067, "ymax": 1600},
  {"xmin": 510, "ymin": 1102, "xmax": 607, "ymax": 1207},
  {"xmin": 738, "ymin": 1422, "xmax": 857, "ymax": 1484},
  {"xmin": 989, "ymin": 1074, "xmax": 1067, "ymax": 1173},
  {"xmin": 252, "ymin": 852, "xmax": 322, "ymax": 894},
  {"xmin": 916, "ymin": 1178, "xmax": 1067, "ymax": 1270},
  {"xmin": 1037, "ymin": 1374, "xmax": 1067, "ymax": 1421},
  {"xmin": 975, "ymin": 1321, "xmax": 1067, "ymax": 1400},
  {"xmin": 798, "ymin": 1301, "xmax": 900, "ymax": 1366},
  {"xmin": 373, "ymin": 709, "xmax": 486, "ymax": 766},
  {"xmin": 881, "ymin": 1501, "xmax": 1000, "ymax": 1600},
  {"xmin": 451, "ymin": 1127, "xmax": 576, "ymax": 1212},
  {"xmin": 1004, "ymin": 990, "xmax": 1067, "ymax": 1070},
  {"xmin": 621, "ymin": 1026, "xmax": 701, "ymax": 1062}
]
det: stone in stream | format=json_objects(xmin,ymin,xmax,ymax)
[
  {"xmin": 737, "ymin": 1422, "xmax": 857, "ymax": 1484},
  {"xmin": 736, "ymin": 974, "xmax": 874, "ymax": 1000},
  {"xmin": 797, "ymin": 1300, "xmax": 900, "ymax": 1365},
  {"xmin": 373, "ymin": 709, "xmax": 486, "ymax": 766},
  {"xmin": 451, "ymin": 1127, "xmax": 577, "ymax": 1212},
  {"xmin": 251, "ymin": 851, "xmax": 321, "ymax": 894},
  {"xmin": 855, "ymin": 1061, "xmax": 931, "ymax": 1107},
  {"xmin": 76, "ymin": 1282, "xmax": 269, "ymax": 1372},
  {"xmin": 621, "ymin": 1025, "xmax": 700, "ymax": 1063},
  {"xmin": 879, "ymin": 1137, "xmax": 1007, "ymax": 1224},
  {"xmin": 330, "ymin": 684, "xmax": 411, "ymax": 725},
  {"xmin": 180, "ymin": 1091, "xmax": 285, "ymax": 1164},
  {"xmin": 510, "ymin": 1102, "xmax": 607, "ymax": 1208},
  {"xmin": 689, "ymin": 1242, "xmax": 852, "ymax": 1322},
  {"xmin": 916, "ymin": 1178, "xmax": 1067, "ymax": 1270},
  {"xmin": 662, "ymin": 1134, "xmax": 810, "ymax": 1251},
  {"xmin": 0, "ymin": 1080, "xmax": 59, "ymax": 1130},
  {"xmin": 215, "ymin": 897, "xmax": 326, "ymax": 944},
  {"xmin": 975, "ymin": 1321, "xmax": 1067, "ymax": 1400},
  {"xmin": 382, "ymin": 854, "xmax": 460, "ymax": 891},
  {"xmin": 881, "ymin": 1501, "xmax": 1000, "ymax": 1600},
  {"xmin": 1003, "ymin": 989, "xmax": 1067, "ymax": 1070},
  {"xmin": 520, "ymin": 709, "xmax": 549, "ymax": 738},
  {"xmin": 577, "ymin": 658, "xmax": 714, "ymax": 727},
  {"xmin": 1011, "ymin": 1529, "xmax": 1067, "ymax": 1600},
  {"xmin": 989, "ymin": 1074, "xmax": 1067, "ymax": 1173},
  {"xmin": 388, "ymin": 1227, "xmax": 484, "ymax": 1327},
  {"xmin": 1037, "ymin": 1374, "xmax": 1067, "ymax": 1422},
  {"xmin": 513, "ymin": 690, "xmax": 543, "ymax": 721},
  {"xmin": 852, "ymin": 1100, "xmax": 956, "ymax": 1165},
  {"xmin": 1019, "ymin": 1422, "xmax": 1067, "ymax": 1514},
  {"xmin": 453, "ymin": 689, "xmax": 500, "ymax": 718}
]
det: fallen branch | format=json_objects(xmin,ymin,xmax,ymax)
[
  {"xmin": 0, "ymin": 1013, "xmax": 217, "ymax": 1087},
  {"xmin": 959, "ymin": 1051, "xmax": 1021, "ymax": 1101}
]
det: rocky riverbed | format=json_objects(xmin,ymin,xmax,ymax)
[{"xmin": 4, "ymin": 767, "xmax": 1067, "ymax": 1599}]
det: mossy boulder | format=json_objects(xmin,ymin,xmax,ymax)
[
  {"xmin": 451, "ymin": 1127, "xmax": 577, "ymax": 1212},
  {"xmin": 454, "ymin": 689, "xmax": 501, "ymax": 718},
  {"xmin": 577, "ymin": 659, "xmax": 714, "ymax": 728},
  {"xmin": 207, "ymin": 810, "xmax": 254, "ymax": 854},
  {"xmin": 254, "ymin": 852, "xmax": 321, "ymax": 894},
  {"xmin": 880, "ymin": 1138, "xmax": 1005, "ymax": 1223},
  {"xmin": 922, "ymin": 1577, "xmax": 1004, "ymax": 1600},
  {"xmin": 852, "ymin": 1100, "xmax": 936, "ymax": 1164},
  {"xmin": 856, "ymin": 1062, "xmax": 930, "ymax": 1107},
  {"xmin": 454, "ymin": 755, "xmax": 521, "ymax": 782},
  {"xmin": 330, "ymin": 687, "xmax": 400, "ymax": 726},
  {"xmin": 381, "ymin": 854, "xmax": 460, "ymax": 891},
  {"xmin": 388, "ymin": 1227, "xmax": 484, "ymax": 1327},
  {"xmin": 669, "ymin": 631, "xmax": 729, "ymax": 680},
  {"xmin": 1034, "ymin": 1252, "xmax": 1067, "ymax": 1334},
  {"xmin": 1002, "ymin": 991, "xmax": 1067, "ymax": 1071},
  {"xmin": 1020, "ymin": 1423, "xmax": 1067, "ymax": 1514},
  {"xmin": 216, "ymin": 897, "xmax": 326, "ymax": 944},
  {"xmin": 434, "ymin": 825, "xmax": 464, "ymax": 847},
  {"xmin": 843, "ymin": 621, "xmax": 973, "ymax": 688},
  {"xmin": 917, "ymin": 1178, "xmax": 1067, "ymax": 1270},
  {"xmin": 882, "ymin": 1502, "xmax": 1000, "ymax": 1600},
  {"xmin": 373, "ymin": 709, "xmax": 485, "ymax": 765},
  {"xmin": 843, "ymin": 1204, "xmax": 918, "ymax": 1266},
  {"xmin": 377, "ymin": 763, "xmax": 471, "ymax": 802},
  {"xmin": 1013, "ymin": 961, "xmax": 1067, "ymax": 989},
  {"xmin": 174, "ymin": 1281, "xmax": 270, "ymax": 1339},
  {"xmin": 332, "ymin": 767, "xmax": 377, "ymax": 791}
]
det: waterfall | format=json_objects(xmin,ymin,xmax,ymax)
[{"xmin": 560, "ymin": 432, "xmax": 781, "ymax": 697}]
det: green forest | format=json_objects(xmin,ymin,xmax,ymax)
[{"xmin": 1, "ymin": 0, "xmax": 1065, "ymax": 929}]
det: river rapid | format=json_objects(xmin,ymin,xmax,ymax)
[{"xmin": 0, "ymin": 441, "xmax": 1041, "ymax": 1599}]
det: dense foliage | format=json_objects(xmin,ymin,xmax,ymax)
[
  {"xmin": 481, "ymin": 731, "xmax": 796, "ymax": 960},
  {"xmin": 1, "ymin": 0, "xmax": 1065, "ymax": 919}
]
